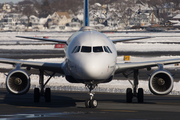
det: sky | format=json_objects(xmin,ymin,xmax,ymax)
[{"xmin": 0, "ymin": 0, "xmax": 23, "ymax": 3}]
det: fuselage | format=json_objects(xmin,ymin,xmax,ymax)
[{"xmin": 65, "ymin": 28, "xmax": 117, "ymax": 84}]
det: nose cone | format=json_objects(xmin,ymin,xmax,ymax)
[
  {"xmin": 75, "ymin": 54, "xmax": 116, "ymax": 80},
  {"xmin": 83, "ymin": 62, "xmax": 102, "ymax": 79},
  {"xmin": 80, "ymin": 57, "xmax": 112, "ymax": 80}
]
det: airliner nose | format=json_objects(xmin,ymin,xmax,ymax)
[{"xmin": 82, "ymin": 61, "xmax": 104, "ymax": 79}]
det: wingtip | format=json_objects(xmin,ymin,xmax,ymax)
[
  {"xmin": 16, "ymin": 36, "xmax": 24, "ymax": 38},
  {"xmin": 147, "ymin": 36, "xmax": 155, "ymax": 38}
]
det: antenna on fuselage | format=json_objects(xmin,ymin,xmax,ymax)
[{"xmin": 84, "ymin": 0, "xmax": 89, "ymax": 26}]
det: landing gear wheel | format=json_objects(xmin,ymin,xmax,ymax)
[
  {"xmin": 85, "ymin": 83, "xmax": 98, "ymax": 108},
  {"xmin": 137, "ymin": 88, "xmax": 144, "ymax": 103},
  {"xmin": 126, "ymin": 88, "xmax": 133, "ymax": 103},
  {"xmin": 85, "ymin": 99, "xmax": 98, "ymax": 108},
  {"xmin": 90, "ymin": 99, "xmax": 98, "ymax": 108},
  {"xmin": 34, "ymin": 88, "xmax": 40, "ymax": 103},
  {"xmin": 85, "ymin": 99, "xmax": 90, "ymax": 108},
  {"xmin": 45, "ymin": 88, "xmax": 51, "ymax": 102}
]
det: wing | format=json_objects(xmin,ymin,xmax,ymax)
[
  {"xmin": 112, "ymin": 36, "xmax": 152, "ymax": 43},
  {"xmin": 16, "ymin": 36, "xmax": 68, "ymax": 45},
  {"xmin": 115, "ymin": 58, "xmax": 180, "ymax": 74},
  {"xmin": 0, "ymin": 58, "xmax": 65, "ymax": 74}
]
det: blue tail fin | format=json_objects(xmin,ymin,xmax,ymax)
[{"xmin": 84, "ymin": 0, "xmax": 89, "ymax": 26}]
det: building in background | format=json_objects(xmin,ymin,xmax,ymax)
[{"xmin": 51, "ymin": 12, "xmax": 71, "ymax": 26}]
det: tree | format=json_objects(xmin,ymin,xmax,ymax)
[
  {"xmin": 18, "ymin": 0, "xmax": 33, "ymax": 5},
  {"xmin": 41, "ymin": 0, "xmax": 52, "ymax": 15},
  {"xmin": 51, "ymin": 0, "xmax": 83, "ymax": 15},
  {"xmin": 33, "ymin": 0, "xmax": 41, "ymax": 14}
]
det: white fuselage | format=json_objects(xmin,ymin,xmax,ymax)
[{"xmin": 66, "ymin": 30, "xmax": 117, "ymax": 84}]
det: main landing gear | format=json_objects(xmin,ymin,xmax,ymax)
[
  {"xmin": 34, "ymin": 69, "xmax": 55, "ymax": 103},
  {"xmin": 85, "ymin": 83, "xmax": 98, "ymax": 108},
  {"xmin": 123, "ymin": 69, "xmax": 144, "ymax": 103}
]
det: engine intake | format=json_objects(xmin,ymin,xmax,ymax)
[
  {"xmin": 6, "ymin": 69, "xmax": 30, "ymax": 95},
  {"xmin": 149, "ymin": 70, "xmax": 173, "ymax": 95}
]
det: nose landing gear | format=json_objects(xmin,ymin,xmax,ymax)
[{"xmin": 85, "ymin": 83, "xmax": 98, "ymax": 108}]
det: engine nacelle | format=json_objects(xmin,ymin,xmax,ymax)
[
  {"xmin": 6, "ymin": 69, "xmax": 30, "ymax": 95},
  {"xmin": 149, "ymin": 70, "xmax": 173, "ymax": 95}
]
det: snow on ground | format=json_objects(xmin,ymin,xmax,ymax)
[
  {"xmin": 0, "ymin": 32, "xmax": 71, "ymax": 45},
  {"xmin": 0, "ymin": 42, "xmax": 180, "ymax": 51},
  {"xmin": 0, "ymin": 56, "xmax": 180, "ymax": 95},
  {"xmin": 0, "ymin": 43, "xmax": 179, "ymax": 51},
  {"xmin": 116, "ymin": 43, "xmax": 180, "ymax": 52},
  {"xmin": 0, "ymin": 45, "xmax": 56, "ymax": 50},
  {"xmin": 0, "ymin": 32, "xmax": 180, "ymax": 51},
  {"xmin": 0, "ymin": 32, "xmax": 180, "ymax": 95}
]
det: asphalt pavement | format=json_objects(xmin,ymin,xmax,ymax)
[{"xmin": 0, "ymin": 88, "xmax": 180, "ymax": 120}]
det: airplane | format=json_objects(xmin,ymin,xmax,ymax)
[{"xmin": 0, "ymin": 0, "xmax": 179, "ymax": 108}]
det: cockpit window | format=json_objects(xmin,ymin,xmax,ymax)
[
  {"xmin": 93, "ymin": 46, "xmax": 103, "ymax": 52},
  {"xmin": 71, "ymin": 46, "xmax": 80, "ymax": 53},
  {"xmin": 81, "ymin": 46, "xmax": 91, "ymax": 53},
  {"xmin": 104, "ymin": 46, "xmax": 109, "ymax": 53},
  {"xmin": 104, "ymin": 46, "xmax": 112, "ymax": 53},
  {"xmin": 78, "ymin": 46, "xmax": 112, "ymax": 53},
  {"xmin": 74, "ymin": 46, "xmax": 80, "ymax": 53},
  {"xmin": 71, "ymin": 46, "xmax": 77, "ymax": 53},
  {"xmin": 107, "ymin": 46, "xmax": 112, "ymax": 53}
]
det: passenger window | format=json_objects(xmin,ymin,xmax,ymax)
[
  {"xmin": 104, "ymin": 46, "xmax": 109, "ymax": 53},
  {"xmin": 93, "ymin": 46, "xmax": 103, "ymax": 52},
  {"xmin": 81, "ymin": 46, "xmax": 91, "ymax": 53},
  {"xmin": 107, "ymin": 46, "xmax": 112, "ymax": 53}
]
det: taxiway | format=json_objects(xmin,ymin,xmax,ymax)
[{"xmin": 0, "ymin": 88, "xmax": 179, "ymax": 120}]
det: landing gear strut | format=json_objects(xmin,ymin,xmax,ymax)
[
  {"xmin": 124, "ymin": 70, "xmax": 144, "ymax": 103},
  {"xmin": 85, "ymin": 83, "xmax": 98, "ymax": 108},
  {"xmin": 34, "ymin": 69, "xmax": 55, "ymax": 103}
]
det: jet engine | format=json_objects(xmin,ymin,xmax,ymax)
[
  {"xmin": 6, "ymin": 69, "xmax": 30, "ymax": 95},
  {"xmin": 149, "ymin": 70, "xmax": 173, "ymax": 95}
]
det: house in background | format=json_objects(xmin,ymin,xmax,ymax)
[
  {"xmin": 2, "ymin": 3, "xmax": 11, "ymax": 13},
  {"xmin": 129, "ymin": 3, "xmax": 159, "ymax": 28},
  {"xmin": 39, "ymin": 13, "xmax": 52, "ymax": 28},
  {"xmin": 168, "ymin": 13, "xmax": 180, "ymax": 25},
  {"xmin": 130, "ymin": 12, "xmax": 159, "ymax": 27},
  {"xmin": 29, "ymin": 15, "xmax": 39, "ymax": 26},
  {"xmin": 168, "ymin": 13, "xmax": 180, "ymax": 28},
  {"xmin": 171, "ymin": 13, "xmax": 180, "ymax": 21},
  {"xmin": 51, "ymin": 12, "xmax": 71, "ymax": 26},
  {"xmin": 0, "ymin": 13, "xmax": 5, "ymax": 21},
  {"xmin": 0, "ymin": 13, "xmax": 21, "ymax": 26},
  {"xmin": 71, "ymin": 12, "xmax": 83, "ymax": 26},
  {"xmin": 20, "ymin": 15, "xmax": 28, "ymax": 26}
]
